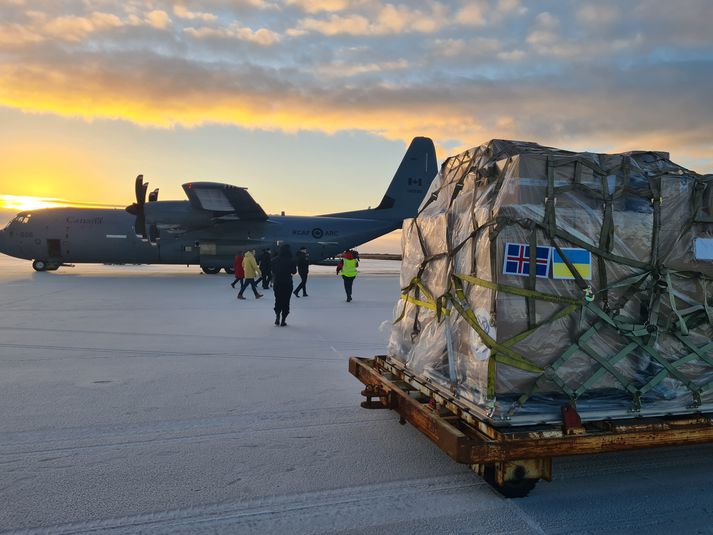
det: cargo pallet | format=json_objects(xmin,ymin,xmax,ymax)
[{"xmin": 349, "ymin": 356, "xmax": 713, "ymax": 498}]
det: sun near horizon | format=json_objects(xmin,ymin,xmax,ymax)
[{"xmin": 0, "ymin": 195, "xmax": 67, "ymax": 212}]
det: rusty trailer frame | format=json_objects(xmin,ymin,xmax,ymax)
[{"xmin": 349, "ymin": 356, "xmax": 713, "ymax": 497}]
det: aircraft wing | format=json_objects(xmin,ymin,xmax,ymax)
[{"xmin": 182, "ymin": 182, "xmax": 268, "ymax": 221}]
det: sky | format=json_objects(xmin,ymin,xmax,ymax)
[{"xmin": 1, "ymin": 0, "xmax": 712, "ymax": 250}]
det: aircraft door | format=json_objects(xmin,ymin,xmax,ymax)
[{"xmin": 47, "ymin": 239, "xmax": 61, "ymax": 258}]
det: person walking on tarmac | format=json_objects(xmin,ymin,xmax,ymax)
[
  {"xmin": 257, "ymin": 248, "xmax": 272, "ymax": 289},
  {"xmin": 230, "ymin": 252, "xmax": 245, "ymax": 290},
  {"xmin": 271, "ymin": 244, "xmax": 297, "ymax": 326},
  {"xmin": 293, "ymin": 247, "xmax": 310, "ymax": 297},
  {"xmin": 238, "ymin": 249, "xmax": 263, "ymax": 300},
  {"xmin": 336, "ymin": 249, "xmax": 359, "ymax": 302}
]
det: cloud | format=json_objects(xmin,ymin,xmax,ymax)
[
  {"xmin": 184, "ymin": 22, "xmax": 280, "ymax": 45},
  {"xmin": 0, "ymin": 0, "xmax": 712, "ymax": 172},
  {"xmin": 0, "ymin": 10, "xmax": 126, "ymax": 43},
  {"xmin": 173, "ymin": 5, "xmax": 218, "ymax": 22},
  {"xmin": 317, "ymin": 58, "xmax": 409, "ymax": 77},
  {"xmin": 293, "ymin": 2, "xmax": 450, "ymax": 36},
  {"xmin": 286, "ymin": 0, "xmax": 351, "ymax": 13},
  {"xmin": 455, "ymin": 2, "xmax": 487, "ymax": 26},
  {"xmin": 145, "ymin": 10, "xmax": 171, "ymax": 30},
  {"xmin": 576, "ymin": 4, "xmax": 619, "ymax": 26}
]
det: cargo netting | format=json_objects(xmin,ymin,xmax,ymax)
[{"xmin": 388, "ymin": 139, "xmax": 713, "ymax": 425}]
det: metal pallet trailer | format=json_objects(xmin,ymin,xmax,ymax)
[{"xmin": 349, "ymin": 356, "xmax": 713, "ymax": 497}]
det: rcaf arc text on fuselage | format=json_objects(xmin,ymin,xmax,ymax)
[{"xmin": 0, "ymin": 137, "xmax": 437, "ymax": 274}]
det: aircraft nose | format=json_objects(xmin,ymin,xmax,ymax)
[{"xmin": 0, "ymin": 229, "xmax": 8, "ymax": 255}]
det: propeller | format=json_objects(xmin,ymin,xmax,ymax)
[{"xmin": 125, "ymin": 175, "xmax": 159, "ymax": 243}]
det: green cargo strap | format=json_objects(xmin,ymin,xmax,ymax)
[
  {"xmin": 672, "ymin": 334, "xmax": 713, "ymax": 371},
  {"xmin": 663, "ymin": 270, "xmax": 689, "ymax": 335},
  {"xmin": 577, "ymin": 340, "xmax": 639, "ymax": 395},
  {"xmin": 508, "ymin": 320, "xmax": 607, "ymax": 416},
  {"xmin": 488, "ymin": 225, "xmax": 500, "ymax": 316},
  {"xmin": 499, "ymin": 303, "xmax": 581, "ymax": 351},
  {"xmin": 455, "ymin": 274, "xmax": 583, "ymax": 306},
  {"xmin": 527, "ymin": 227, "xmax": 538, "ymax": 329},
  {"xmin": 398, "ymin": 293, "xmax": 451, "ymax": 315},
  {"xmin": 584, "ymin": 301, "xmax": 652, "ymax": 338},
  {"xmin": 552, "ymin": 225, "xmax": 649, "ymax": 270},
  {"xmin": 598, "ymin": 200, "xmax": 613, "ymax": 309},
  {"xmin": 574, "ymin": 341, "xmax": 638, "ymax": 397},
  {"xmin": 602, "ymin": 270, "xmax": 651, "ymax": 292},
  {"xmin": 703, "ymin": 279, "xmax": 713, "ymax": 326},
  {"xmin": 544, "ymin": 156, "xmax": 557, "ymax": 239},
  {"xmin": 450, "ymin": 280, "xmax": 543, "ymax": 375},
  {"xmin": 487, "ymin": 358, "xmax": 497, "ymax": 399},
  {"xmin": 633, "ymin": 338, "xmax": 702, "ymax": 396},
  {"xmin": 549, "ymin": 238, "xmax": 591, "ymax": 293},
  {"xmin": 649, "ymin": 175, "xmax": 662, "ymax": 267}
]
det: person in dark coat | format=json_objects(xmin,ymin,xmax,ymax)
[
  {"xmin": 271, "ymin": 244, "xmax": 297, "ymax": 326},
  {"xmin": 293, "ymin": 247, "xmax": 310, "ymax": 297},
  {"xmin": 257, "ymin": 248, "xmax": 273, "ymax": 289}
]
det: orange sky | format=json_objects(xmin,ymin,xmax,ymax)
[{"xmin": 1, "ymin": 0, "xmax": 712, "ymax": 220}]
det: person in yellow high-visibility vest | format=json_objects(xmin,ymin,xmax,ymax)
[{"xmin": 336, "ymin": 249, "xmax": 359, "ymax": 302}]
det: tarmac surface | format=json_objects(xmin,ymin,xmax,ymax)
[{"xmin": 1, "ymin": 254, "xmax": 713, "ymax": 534}]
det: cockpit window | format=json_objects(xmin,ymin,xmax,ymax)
[{"xmin": 14, "ymin": 214, "xmax": 31, "ymax": 224}]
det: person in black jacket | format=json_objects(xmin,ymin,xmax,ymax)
[
  {"xmin": 271, "ymin": 244, "xmax": 297, "ymax": 326},
  {"xmin": 293, "ymin": 247, "xmax": 310, "ymax": 297},
  {"xmin": 257, "ymin": 248, "xmax": 272, "ymax": 289}
]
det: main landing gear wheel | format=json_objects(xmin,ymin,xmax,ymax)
[
  {"xmin": 32, "ymin": 259, "xmax": 48, "ymax": 272},
  {"xmin": 201, "ymin": 266, "xmax": 221, "ymax": 275},
  {"xmin": 224, "ymin": 267, "xmax": 235, "ymax": 274}
]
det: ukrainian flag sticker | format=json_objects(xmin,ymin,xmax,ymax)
[{"xmin": 552, "ymin": 248, "xmax": 592, "ymax": 280}]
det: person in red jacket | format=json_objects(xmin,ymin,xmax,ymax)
[{"xmin": 230, "ymin": 252, "xmax": 245, "ymax": 290}]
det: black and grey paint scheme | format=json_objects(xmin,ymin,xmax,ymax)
[{"xmin": 0, "ymin": 137, "xmax": 437, "ymax": 273}]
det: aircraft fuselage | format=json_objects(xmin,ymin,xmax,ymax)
[{"xmin": 0, "ymin": 206, "xmax": 399, "ymax": 270}]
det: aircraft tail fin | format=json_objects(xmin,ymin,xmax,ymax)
[{"xmin": 322, "ymin": 137, "xmax": 437, "ymax": 221}]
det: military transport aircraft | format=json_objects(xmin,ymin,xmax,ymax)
[{"xmin": 0, "ymin": 137, "xmax": 437, "ymax": 274}]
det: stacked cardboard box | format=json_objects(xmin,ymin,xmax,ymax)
[{"xmin": 389, "ymin": 140, "xmax": 713, "ymax": 425}]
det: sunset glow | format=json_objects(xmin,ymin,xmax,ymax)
[
  {"xmin": 0, "ymin": 0, "xmax": 711, "ymax": 223},
  {"xmin": 0, "ymin": 195, "xmax": 123, "ymax": 213},
  {"xmin": 0, "ymin": 195, "xmax": 66, "ymax": 212}
]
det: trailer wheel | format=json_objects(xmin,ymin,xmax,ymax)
[
  {"xmin": 201, "ymin": 266, "xmax": 221, "ymax": 275},
  {"xmin": 481, "ymin": 464, "xmax": 539, "ymax": 498}
]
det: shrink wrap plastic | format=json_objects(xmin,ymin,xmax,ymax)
[{"xmin": 389, "ymin": 140, "xmax": 713, "ymax": 425}]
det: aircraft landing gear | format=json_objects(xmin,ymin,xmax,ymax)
[
  {"xmin": 201, "ymin": 266, "xmax": 221, "ymax": 275},
  {"xmin": 224, "ymin": 267, "xmax": 235, "ymax": 274},
  {"xmin": 32, "ymin": 260, "xmax": 60, "ymax": 272}
]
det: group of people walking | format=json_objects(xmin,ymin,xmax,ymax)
[{"xmin": 230, "ymin": 246, "xmax": 359, "ymax": 325}]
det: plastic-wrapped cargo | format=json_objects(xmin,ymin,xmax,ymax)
[{"xmin": 389, "ymin": 139, "xmax": 713, "ymax": 426}]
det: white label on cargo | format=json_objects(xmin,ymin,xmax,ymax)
[
  {"xmin": 694, "ymin": 238, "xmax": 713, "ymax": 260},
  {"xmin": 470, "ymin": 308, "xmax": 494, "ymax": 361}
]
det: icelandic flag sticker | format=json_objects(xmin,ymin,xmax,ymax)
[
  {"xmin": 503, "ymin": 243, "xmax": 552, "ymax": 278},
  {"xmin": 552, "ymin": 247, "xmax": 592, "ymax": 280}
]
